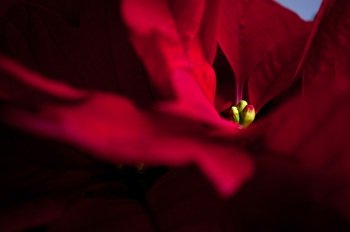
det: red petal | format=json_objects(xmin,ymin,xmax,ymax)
[
  {"xmin": 147, "ymin": 167, "xmax": 223, "ymax": 231},
  {"xmin": 218, "ymin": 0, "xmax": 311, "ymax": 108},
  {"xmin": 233, "ymin": 0, "xmax": 350, "ymax": 222},
  {"xmin": 1, "ymin": 0, "xmax": 251, "ymax": 199},
  {"xmin": 0, "ymin": 198, "xmax": 68, "ymax": 231},
  {"xmin": 3, "ymin": 89, "xmax": 251, "ymax": 196},
  {"xmin": 48, "ymin": 198, "xmax": 154, "ymax": 231},
  {"xmin": 246, "ymin": 29, "xmax": 310, "ymax": 111},
  {"xmin": 122, "ymin": 0, "xmax": 217, "ymax": 103},
  {"xmin": 0, "ymin": 56, "xmax": 250, "ymax": 197},
  {"xmin": 247, "ymin": 83, "xmax": 350, "ymax": 219},
  {"xmin": 0, "ymin": 55, "xmax": 88, "ymax": 103},
  {"xmin": 0, "ymin": 0, "xmax": 155, "ymax": 106},
  {"xmin": 296, "ymin": 0, "xmax": 350, "ymax": 90}
]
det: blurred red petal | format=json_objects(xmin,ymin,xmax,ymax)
[
  {"xmin": 0, "ymin": 0, "xmax": 253, "ymax": 198},
  {"xmin": 0, "ymin": 57, "xmax": 250, "ymax": 197},
  {"xmin": 2, "ymin": 89, "xmax": 251, "ymax": 196},
  {"xmin": 0, "ymin": 0, "xmax": 155, "ymax": 106},
  {"xmin": 48, "ymin": 198, "xmax": 154, "ymax": 232},
  {"xmin": 147, "ymin": 167, "xmax": 224, "ymax": 232},
  {"xmin": 0, "ymin": 198, "xmax": 68, "ymax": 231},
  {"xmin": 0, "ymin": 55, "xmax": 88, "ymax": 102},
  {"xmin": 122, "ymin": 0, "xmax": 217, "ymax": 103}
]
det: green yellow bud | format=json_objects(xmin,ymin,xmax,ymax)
[
  {"xmin": 241, "ymin": 105, "xmax": 255, "ymax": 127},
  {"xmin": 237, "ymin": 100, "xmax": 248, "ymax": 113},
  {"xmin": 230, "ymin": 106, "xmax": 240, "ymax": 123}
]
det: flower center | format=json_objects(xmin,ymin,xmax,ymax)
[{"xmin": 229, "ymin": 100, "xmax": 255, "ymax": 127}]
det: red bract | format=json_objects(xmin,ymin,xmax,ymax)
[
  {"xmin": 226, "ymin": 0, "xmax": 350, "ymax": 228},
  {"xmin": 217, "ymin": 0, "xmax": 311, "ymax": 111},
  {"xmin": 247, "ymin": 0, "xmax": 350, "ymax": 221},
  {"xmin": 1, "ymin": 0, "xmax": 350, "ymax": 231}
]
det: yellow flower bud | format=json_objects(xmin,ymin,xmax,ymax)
[
  {"xmin": 236, "ymin": 100, "xmax": 248, "ymax": 113},
  {"xmin": 241, "ymin": 105, "xmax": 255, "ymax": 127},
  {"xmin": 230, "ymin": 106, "xmax": 240, "ymax": 123}
]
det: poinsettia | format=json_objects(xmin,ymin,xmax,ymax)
[
  {"xmin": 1, "ymin": 0, "xmax": 350, "ymax": 231},
  {"xmin": 0, "ymin": 0, "xmax": 253, "ymax": 198}
]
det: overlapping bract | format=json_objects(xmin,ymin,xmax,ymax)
[{"xmin": 1, "ymin": 0, "xmax": 350, "ymax": 231}]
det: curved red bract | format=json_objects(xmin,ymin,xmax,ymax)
[{"xmin": 1, "ymin": 0, "xmax": 350, "ymax": 231}]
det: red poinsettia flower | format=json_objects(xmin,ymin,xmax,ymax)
[
  {"xmin": 1, "ymin": 0, "xmax": 350, "ymax": 231},
  {"xmin": 0, "ymin": 0, "xmax": 253, "ymax": 198}
]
